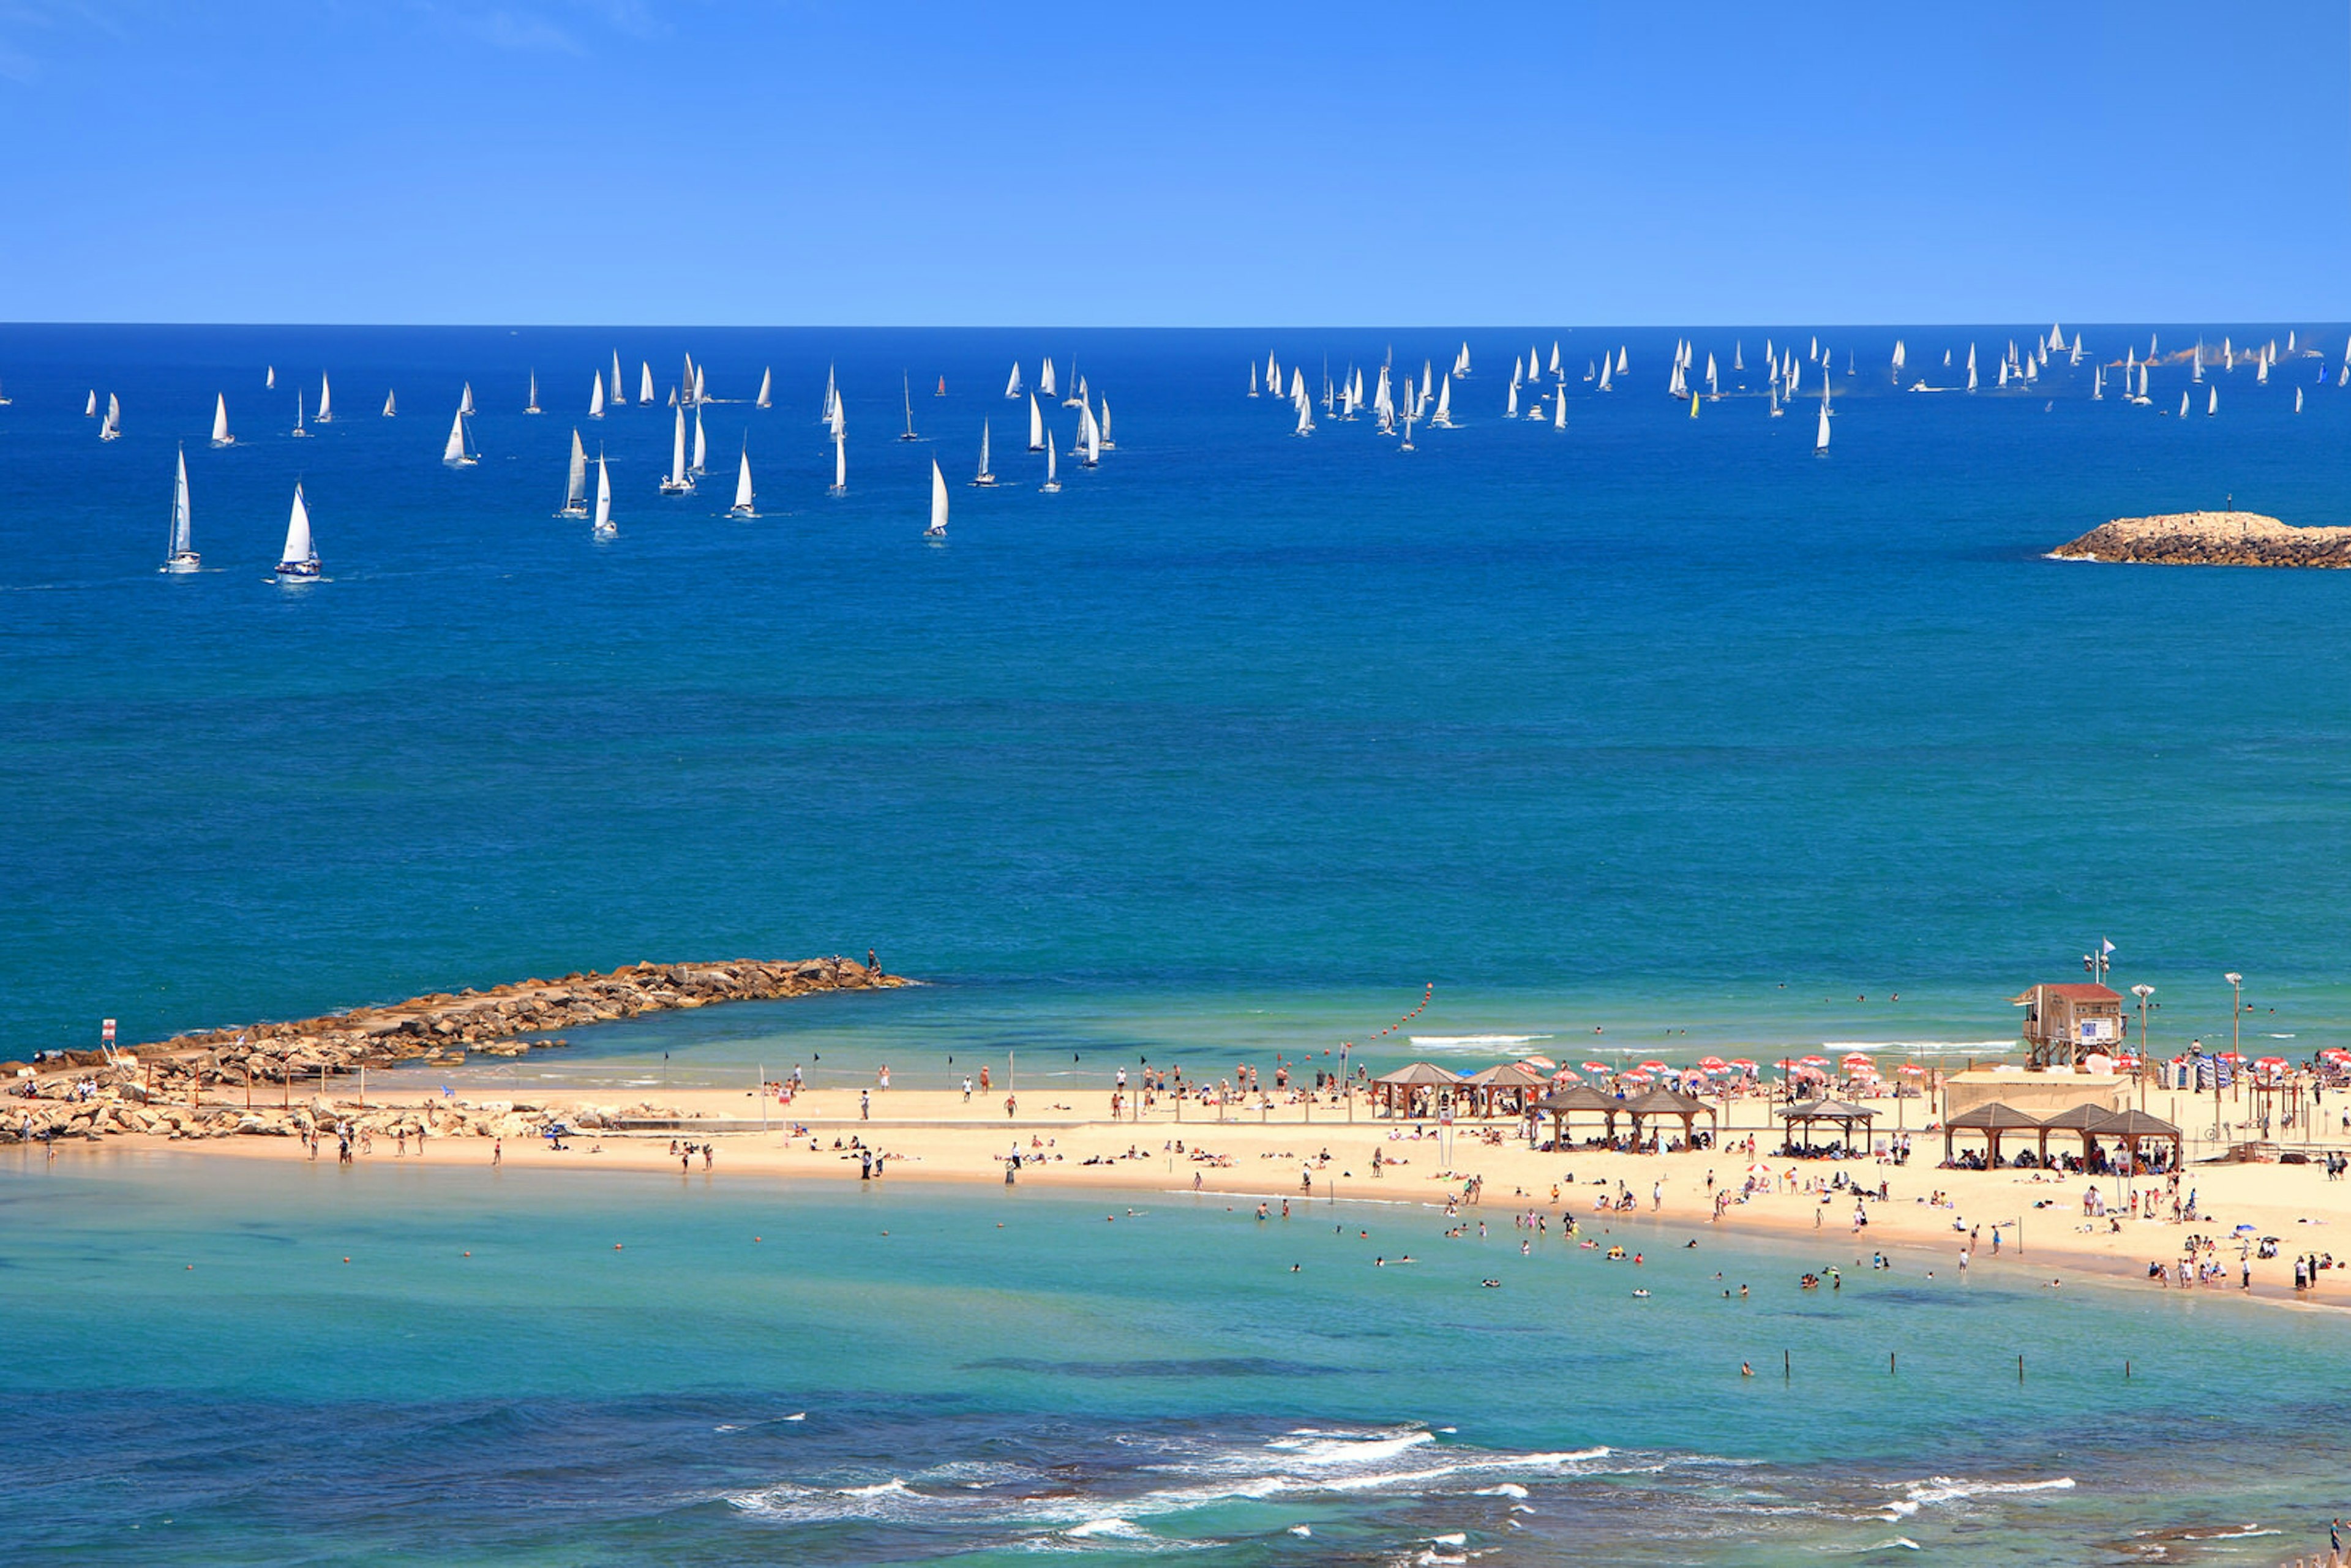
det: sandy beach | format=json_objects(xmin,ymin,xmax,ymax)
[{"xmin": 48, "ymin": 1071, "xmax": 2351, "ymax": 1311}]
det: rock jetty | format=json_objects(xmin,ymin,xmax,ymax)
[
  {"xmin": 2, "ymin": 956, "xmax": 904, "ymax": 1145},
  {"xmin": 2053, "ymin": 511, "xmax": 2351, "ymax": 567}
]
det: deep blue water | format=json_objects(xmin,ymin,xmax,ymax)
[{"xmin": 6, "ymin": 324, "xmax": 2349, "ymax": 1067}]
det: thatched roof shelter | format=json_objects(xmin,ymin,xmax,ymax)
[{"xmin": 1943, "ymin": 1101, "xmax": 2042, "ymax": 1165}]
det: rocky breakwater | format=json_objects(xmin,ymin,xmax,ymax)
[
  {"xmin": 2052, "ymin": 511, "xmax": 2351, "ymax": 567},
  {"xmin": 1, "ymin": 956, "xmax": 904, "ymax": 1145}
]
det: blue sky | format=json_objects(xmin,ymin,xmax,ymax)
[{"xmin": 0, "ymin": 1, "xmax": 2344, "ymax": 325}]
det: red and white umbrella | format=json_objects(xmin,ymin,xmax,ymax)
[
  {"xmin": 1619, "ymin": 1070, "xmax": 1654, "ymax": 1084},
  {"xmin": 1520, "ymin": 1055, "xmax": 1558, "ymax": 1072},
  {"xmin": 1897, "ymin": 1063, "xmax": 1927, "ymax": 1076},
  {"xmin": 1801, "ymin": 1055, "xmax": 1829, "ymax": 1067},
  {"xmin": 1745, "ymin": 1163, "xmax": 1775, "ymax": 1177},
  {"xmin": 2217, "ymin": 1051, "xmax": 2245, "ymax": 1063},
  {"xmin": 1696, "ymin": 1056, "xmax": 1727, "ymax": 1070},
  {"xmin": 1774, "ymin": 1057, "xmax": 1805, "ymax": 1070},
  {"xmin": 1549, "ymin": 1068, "xmax": 1582, "ymax": 1084},
  {"xmin": 1726, "ymin": 1058, "xmax": 1757, "ymax": 1071},
  {"xmin": 2255, "ymin": 1056, "xmax": 2288, "ymax": 1070},
  {"xmin": 1638, "ymin": 1059, "xmax": 1669, "ymax": 1071},
  {"xmin": 1582, "ymin": 1061, "xmax": 1611, "ymax": 1074}
]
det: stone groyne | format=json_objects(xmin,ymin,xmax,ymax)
[
  {"xmin": 3, "ymin": 956, "xmax": 904, "ymax": 1144},
  {"xmin": 2053, "ymin": 511, "xmax": 2351, "ymax": 567}
]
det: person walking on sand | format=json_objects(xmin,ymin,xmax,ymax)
[
  {"xmin": 1005, "ymin": 1093, "xmax": 1017, "ymax": 1119},
  {"xmin": 861, "ymin": 1089, "xmax": 871, "ymax": 1121},
  {"xmin": 492, "ymin": 1138, "xmax": 502, "ymax": 1168}
]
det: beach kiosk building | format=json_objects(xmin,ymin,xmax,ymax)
[{"xmin": 2012, "ymin": 982, "xmax": 2123, "ymax": 1070}]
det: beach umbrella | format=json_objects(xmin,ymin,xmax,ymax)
[
  {"xmin": 1801, "ymin": 1055, "xmax": 1829, "ymax": 1067},
  {"xmin": 1638, "ymin": 1059, "xmax": 1668, "ymax": 1070},
  {"xmin": 1582, "ymin": 1061, "xmax": 1611, "ymax": 1073},
  {"xmin": 1726, "ymin": 1058, "xmax": 1757, "ymax": 1071},
  {"xmin": 2113, "ymin": 1053, "xmax": 2139, "ymax": 1069},
  {"xmin": 1774, "ymin": 1057, "xmax": 1804, "ymax": 1070},
  {"xmin": 2255, "ymin": 1056, "xmax": 2287, "ymax": 1069},
  {"xmin": 1619, "ymin": 1070, "xmax": 1653, "ymax": 1084},
  {"xmin": 2217, "ymin": 1051, "xmax": 2244, "ymax": 1063},
  {"xmin": 1745, "ymin": 1163, "xmax": 1774, "ymax": 1177},
  {"xmin": 1696, "ymin": 1056, "xmax": 1726, "ymax": 1070},
  {"xmin": 1548, "ymin": 1068, "xmax": 1581, "ymax": 1084},
  {"xmin": 1520, "ymin": 1055, "xmax": 1558, "ymax": 1071},
  {"xmin": 1897, "ymin": 1063, "xmax": 1927, "ymax": 1076},
  {"xmin": 1841, "ymin": 1052, "xmax": 1873, "ymax": 1067}
]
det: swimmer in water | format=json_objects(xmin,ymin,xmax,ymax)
[{"xmin": 1741, "ymin": 1362, "xmax": 1754, "ymax": 1377}]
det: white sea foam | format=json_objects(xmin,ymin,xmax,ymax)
[
  {"xmin": 1881, "ymin": 1475, "xmax": 2074, "ymax": 1519},
  {"xmin": 1475, "ymin": 1483, "xmax": 1528, "ymax": 1498},
  {"xmin": 1409, "ymin": 1035, "xmax": 1554, "ymax": 1051},
  {"xmin": 1428, "ymin": 1531, "xmax": 1467, "ymax": 1544},
  {"xmin": 1064, "ymin": 1518, "xmax": 1151, "ymax": 1539}
]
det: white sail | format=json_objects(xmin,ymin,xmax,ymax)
[
  {"xmin": 730, "ymin": 442, "xmax": 756, "ymax": 516},
  {"xmin": 1099, "ymin": 398, "xmax": 1114, "ymax": 449},
  {"xmin": 1085, "ymin": 404, "xmax": 1101, "ymax": 464},
  {"xmin": 1247, "ymin": 361, "xmax": 1258, "ymax": 396},
  {"xmin": 640, "ymin": 361, "xmax": 654, "ymax": 405},
  {"xmin": 2193, "ymin": 343, "xmax": 2205, "ymax": 383},
  {"xmin": 1965, "ymin": 345, "xmax": 1978, "ymax": 392},
  {"xmin": 211, "ymin": 394, "xmax": 232, "ymax": 446},
  {"xmin": 264, "ymin": 367, "xmax": 275, "ymax": 391},
  {"xmin": 1433, "ymin": 375, "xmax": 1452, "ymax": 426},
  {"xmin": 617, "ymin": 353, "xmax": 629, "ymax": 407},
  {"xmin": 1293, "ymin": 389, "xmax": 1313, "ymax": 436},
  {"xmin": 1704, "ymin": 353, "xmax": 1718, "ymax": 396},
  {"xmin": 590, "ymin": 372, "xmax": 606, "ymax": 418},
  {"xmin": 901, "ymin": 373, "xmax": 918, "ymax": 440},
  {"xmin": 691, "ymin": 406, "xmax": 707, "ymax": 474},
  {"xmin": 1040, "ymin": 357, "xmax": 1057, "ymax": 397},
  {"xmin": 443, "ymin": 408, "xmax": 473, "ymax": 465},
  {"xmin": 563, "ymin": 429, "xmax": 588, "ymax": 513},
  {"xmin": 317, "ymin": 373, "xmax": 333, "ymax": 423},
  {"xmin": 1615, "ymin": 347, "xmax": 1628, "ymax": 374},
  {"xmin": 101, "ymin": 392, "xmax": 121, "ymax": 440},
  {"xmin": 2179, "ymin": 390, "xmax": 2189, "ymax": 417},
  {"xmin": 1505, "ymin": 378, "xmax": 1519, "ymax": 418},
  {"xmin": 1597, "ymin": 358, "xmax": 1612, "ymax": 392},
  {"xmin": 694, "ymin": 364, "xmax": 706, "ymax": 405},
  {"xmin": 1553, "ymin": 384, "xmax": 1565, "ymax": 429},
  {"xmin": 2208, "ymin": 385, "xmax": 2218, "ymax": 416},
  {"xmin": 1892, "ymin": 340, "xmax": 1906, "ymax": 378},
  {"xmin": 1028, "ymin": 392, "xmax": 1044, "ymax": 451},
  {"xmin": 1043, "ymin": 431, "xmax": 1059, "ymax": 490},
  {"xmin": 974, "ymin": 419, "xmax": 994, "ymax": 484},
  {"xmin": 457, "ymin": 381, "xmax": 473, "ymax": 417},
  {"xmin": 927, "ymin": 457, "xmax": 948, "ymax": 536},
  {"xmin": 383, "ymin": 388, "xmax": 397, "ymax": 417},
  {"xmin": 2297, "ymin": 386, "xmax": 2303, "ymax": 414},
  {"xmin": 291, "ymin": 389, "xmax": 308, "ymax": 437},
  {"xmin": 279, "ymin": 482, "xmax": 317, "ymax": 572},
  {"xmin": 663, "ymin": 404, "xmax": 691, "ymax": 490},
  {"xmin": 593, "ymin": 451, "xmax": 614, "ymax": 536},
  {"xmin": 756, "ymin": 368, "xmax": 772, "ymax": 409},
  {"xmin": 831, "ymin": 432, "xmax": 847, "ymax": 493},
  {"xmin": 1815, "ymin": 397, "xmax": 1831, "ymax": 453},
  {"xmin": 1548, "ymin": 341, "xmax": 1561, "ymax": 375},
  {"xmin": 1455, "ymin": 341, "xmax": 1472, "ymax": 377},
  {"xmin": 84, "ymin": 389, "xmax": 96, "ymax": 416},
  {"xmin": 526, "ymin": 371, "xmax": 539, "ymax": 413},
  {"xmin": 165, "ymin": 446, "xmax": 196, "ymax": 568},
  {"xmin": 828, "ymin": 386, "xmax": 845, "ymax": 440},
  {"xmin": 1005, "ymin": 361, "xmax": 1022, "ymax": 398}
]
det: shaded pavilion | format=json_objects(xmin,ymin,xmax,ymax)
[
  {"xmin": 2098, "ymin": 1107, "xmax": 2184, "ymax": 1170},
  {"xmin": 1622, "ymin": 1086, "xmax": 1719, "ymax": 1149},
  {"xmin": 2035, "ymin": 1102, "xmax": 2123, "ymax": 1167},
  {"xmin": 1941, "ymin": 1101, "xmax": 2043, "ymax": 1166},
  {"xmin": 1780, "ymin": 1098, "xmax": 1878, "ymax": 1153},
  {"xmin": 1460, "ymin": 1061, "xmax": 1548, "ymax": 1118},
  {"xmin": 1535, "ymin": 1084, "xmax": 1626, "ymax": 1146},
  {"xmin": 1371, "ymin": 1062, "xmax": 1460, "ymax": 1118}
]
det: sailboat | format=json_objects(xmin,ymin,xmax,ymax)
[
  {"xmin": 525, "ymin": 372, "xmax": 541, "ymax": 415},
  {"xmin": 1505, "ymin": 377, "xmax": 1519, "ymax": 419},
  {"xmin": 316, "ymin": 374, "xmax": 334, "ymax": 424},
  {"xmin": 2208, "ymin": 385, "xmax": 2218, "ymax": 417},
  {"xmin": 558, "ymin": 430, "xmax": 590, "ymax": 517},
  {"xmin": 660, "ymin": 405, "xmax": 694, "ymax": 493},
  {"xmin": 970, "ymin": 420, "xmax": 997, "ymax": 486},
  {"xmin": 1063, "ymin": 361, "xmax": 1085, "ymax": 408},
  {"xmin": 84, "ymin": 389, "xmax": 97, "ymax": 417},
  {"xmin": 820, "ymin": 364, "xmax": 838, "ymax": 424},
  {"xmin": 210, "ymin": 394, "xmax": 234, "ymax": 447},
  {"xmin": 1891, "ymin": 340, "xmax": 1906, "ymax": 381},
  {"xmin": 639, "ymin": 362, "xmax": 654, "ymax": 405},
  {"xmin": 1814, "ymin": 392, "xmax": 1831, "ymax": 454},
  {"xmin": 2178, "ymin": 391, "xmax": 2189, "ymax": 418},
  {"xmin": 1247, "ymin": 361, "xmax": 1259, "ymax": 397},
  {"xmin": 1099, "ymin": 399, "xmax": 1114, "ymax": 449},
  {"xmin": 899, "ymin": 374, "xmax": 920, "ymax": 441},
  {"xmin": 1041, "ymin": 429, "xmax": 1060, "ymax": 492},
  {"xmin": 691, "ymin": 405, "xmax": 708, "ymax": 476},
  {"xmin": 1005, "ymin": 361, "xmax": 1022, "ymax": 399},
  {"xmin": 592, "ymin": 449, "xmax": 616, "ymax": 538},
  {"xmin": 291, "ymin": 389, "xmax": 310, "ymax": 437},
  {"xmin": 1553, "ymin": 385, "xmax": 1566, "ymax": 430},
  {"xmin": 1689, "ymin": 392, "xmax": 1700, "ymax": 419},
  {"xmin": 756, "ymin": 368, "xmax": 772, "ymax": 410},
  {"xmin": 590, "ymin": 372, "xmax": 606, "ymax": 419},
  {"xmin": 729, "ymin": 440, "xmax": 757, "ymax": 517},
  {"xmin": 1292, "ymin": 389, "xmax": 1314, "ymax": 437},
  {"xmin": 2296, "ymin": 386, "xmax": 2304, "ymax": 414},
  {"xmin": 1454, "ymin": 342, "xmax": 1472, "ymax": 378},
  {"xmin": 162, "ymin": 445, "xmax": 200, "ymax": 572},
  {"xmin": 100, "ymin": 393, "xmax": 121, "ymax": 441},
  {"xmin": 273, "ymin": 482, "xmax": 321, "ymax": 582},
  {"xmin": 1965, "ymin": 345, "xmax": 1979, "ymax": 392},
  {"xmin": 829, "ymin": 432, "xmax": 847, "ymax": 495},
  {"xmin": 694, "ymin": 364, "xmax": 707, "ymax": 405},
  {"xmin": 457, "ymin": 381, "xmax": 474, "ymax": 418},
  {"xmin": 1040, "ymin": 358, "xmax": 1057, "ymax": 399},
  {"xmin": 1082, "ymin": 403, "xmax": 1102, "ymax": 465},
  {"xmin": 1431, "ymin": 375, "xmax": 1453, "ymax": 427},
  {"xmin": 1027, "ymin": 392, "xmax": 1044, "ymax": 451},
  {"xmin": 382, "ymin": 388, "xmax": 397, "ymax": 418},
  {"xmin": 443, "ymin": 408, "xmax": 478, "ymax": 467},
  {"xmin": 264, "ymin": 367, "xmax": 275, "ymax": 391},
  {"xmin": 925, "ymin": 458, "xmax": 948, "ymax": 539}
]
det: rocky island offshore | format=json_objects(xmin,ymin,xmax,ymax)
[
  {"xmin": 4, "ymin": 956, "xmax": 904, "ymax": 1145},
  {"xmin": 2052, "ymin": 510, "xmax": 2351, "ymax": 567}
]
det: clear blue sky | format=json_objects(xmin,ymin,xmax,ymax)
[{"xmin": 1, "ymin": 1, "xmax": 2344, "ymax": 325}]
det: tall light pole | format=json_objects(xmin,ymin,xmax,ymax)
[
  {"xmin": 2224, "ymin": 972, "xmax": 2243, "ymax": 1145},
  {"xmin": 2131, "ymin": 985, "xmax": 2154, "ymax": 1112}
]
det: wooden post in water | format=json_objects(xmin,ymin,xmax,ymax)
[
  {"xmin": 1889, "ymin": 1351, "xmax": 1896, "ymax": 1375},
  {"xmin": 1783, "ymin": 1349, "xmax": 1790, "ymax": 1382},
  {"xmin": 2018, "ymin": 1353, "xmax": 2025, "ymax": 1384}
]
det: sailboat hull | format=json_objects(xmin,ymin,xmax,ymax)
[
  {"xmin": 272, "ymin": 560, "xmax": 321, "ymax": 583},
  {"xmin": 161, "ymin": 552, "xmax": 201, "ymax": 574}
]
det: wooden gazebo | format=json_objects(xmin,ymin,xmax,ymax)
[
  {"xmin": 1779, "ymin": 1098, "xmax": 1877, "ymax": 1153},
  {"xmin": 1622, "ymin": 1086, "xmax": 1717, "ymax": 1149},
  {"xmin": 2035, "ymin": 1102, "xmax": 2121, "ymax": 1166},
  {"xmin": 1942, "ymin": 1101, "xmax": 2042, "ymax": 1167},
  {"xmin": 1460, "ymin": 1061, "xmax": 1548, "ymax": 1118},
  {"xmin": 1535, "ymin": 1084, "xmax": 1625, "ymax": 1146},
  {"xmin": 2099, "ymin": 1107, "xmax": 2184, "ymax": 1170},
  {"xmin": 1371, "ymin": 1062, "xmax": 1461, "ymax": 1118}
]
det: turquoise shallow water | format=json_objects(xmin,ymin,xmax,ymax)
[{"xmin": 1, "ymin": 1152, "xmax": 2343, "ymax": 1564}]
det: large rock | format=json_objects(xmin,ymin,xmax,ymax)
[{"xmin": 2052, "ymin": 511, "xmax": 2351, "ymax": 567}]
